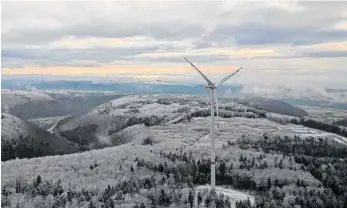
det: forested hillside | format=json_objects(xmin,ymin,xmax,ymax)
[{"xmin": 2, "ymin": 94, "xmax": 347, "ymax": 207}]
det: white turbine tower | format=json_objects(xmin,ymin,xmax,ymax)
[{"xmin": 184, "ymin": 57, "xmax": 243, "ymax": 189}]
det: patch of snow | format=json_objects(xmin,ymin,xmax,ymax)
[{"xmin": 196, "ymin": 185, "xmax": 254, "ymax": 208}]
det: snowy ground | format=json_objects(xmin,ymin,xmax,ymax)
[
  {"xmin": 298, "ymin": 105, "xmax": 347, "ymax": 123},
  {"xmin": 56, "ymin": 95, "xmax": 187, "ymax": 132},
  {"xmin": 195, "ymin": 185, "xmax": 254, "ymax": 208},
  {"xmin": 3, "ymin": 104, "xmax": 331, "ymax": 207},
  {"xmin": 2, "ymin": 115, "xmax": 323, "ymax": 191},
  {"xmin": 149, "ymin": 117, "xmax": 347, "ymax": 149},
  {"xmin": 1, "ymin": 145, "xmax": 159, "ymax": 191},
  {"xmin": 2, "ymin": 94, "xmax": 346, "ymax": 207},
  {"xmin": 52, "ymin": 94, "xmax": 347, "ymax": 149}
]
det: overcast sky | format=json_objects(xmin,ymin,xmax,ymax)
[{"xmin": 1, "ymin": 1, "xmax": 347, "ymax": 87}]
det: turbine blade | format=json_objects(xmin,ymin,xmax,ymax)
[
  {"xmin": 184, "ymin": 57, "xmax": 216, "ymax": 87},
  {"xmin": 216, "ymin": 67, "xmax": 243, "ymax": 87}
]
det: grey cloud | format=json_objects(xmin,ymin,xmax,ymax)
[
  {"xmin": 304, "ymin": 50, "xmax": 347, "ymax": 58},
  {"xmin": 144, "ymin": 22, "xmax": 204, "ymax": 40},
  {"xmin": 2, "ymin": 18, "xmax": 204, "ymax": 47},
  {"xmin": 137, "ymin": 54, "xmax": 229, "ymax": 63},
  {"xmin": 3, "ymin": 27, "xmax": 66, "ymax": 46},
  {"xmin": 69, "ymin": 20, "xmax": 204, "ymax": 41},
  {"xmin": 207, "ymin": 23, "xmax": 347, "ymax": 46},
  {"xmin": 1, "ymin": 50, "xmax": 36, "ymax": 59},
  {"xmin": 193, "ymin": 42, "xmax": 212, "ymax": 49},
  {"xmin": 2, "ymin": 1, "xmax": 347, "ymax": 68},
  {"xmin": 1, "ymin": 46, "xmax": 160, "ymax": 68},
  {"xmin": 3, "ymin": 1, "xmax": 346, "ymax": 48},
  {"xmin": 209, "ymin": 1, "xmax": 347, "ymax": 46}
]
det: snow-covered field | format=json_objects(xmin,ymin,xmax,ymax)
[
  {"xmin": 148, "ymin": 117, "xmax": 347, "ymax": 149},
  {"xmin": 298, "ymin": 105, "xmax": 347, "ymax": 123}
]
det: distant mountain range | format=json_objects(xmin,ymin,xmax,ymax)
[
  {"xmin": 2, "ymin": 78, "xmax": 346, "ymax": 110},
  {"xmin": 283, "ymin": 98, "xmax": 347, "ymax": 111},
  {"xmin": 1, "ymin": 79, "xmax": 242, "ymax": 95},
  {"xmin": 0, "ymin": 79, "xmax": 241, "ymax": 118}
]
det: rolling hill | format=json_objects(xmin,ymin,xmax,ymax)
[
  {"xmin": 55, "ymin": 95, "xmax": 206, "ymax": 149},
  {"xmin": 1, "ymin": 90, "xmax": 65, "ymax": 119},
  {"xmin": 335, "ymin": 118, "xmax": 347, "ymax": 127},
  {"xmin": 231, "ymin": 97, "xmax": 309, "ymax": 117},
  {"xmin": 1, "ymin": 89, "xmax": 124, "ymax": 119},
  {"xmin": 1, "ymin": 113, "xmax": 78, "ymax": 161},
  {"xmin": 1, "ymin": 94, "xmax": 347, "ymax": 207}
]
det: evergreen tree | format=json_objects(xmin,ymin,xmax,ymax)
[
  {"xmin": 274, "ymin": 179, "xmax": 279, "ymax": 187},
  {"xmin": 148, "ymin": 194, "xmax": 156, "ymax": 208},
  {"xmin": 235, "ymin": 197, "xmax": 252, "ymax": 208},
  {"xmin": 205, "ymin": 195, "xmax": 211, "ymax": 208},
  {"xmin": 197, "ymin": 192, "xmax": 203, "ymax": 207},
  {"xmin": 296, "ymin": 179, "xmax": 301, "ymax": 187},
  {"xmin": 279, "ymin": 159, "xmax": 284, "ymax": 169},
  {"xmin": 224, "ymin": 197, "xmax": 231, "ymax": 208},
  {"xmin": 53, "ymin": 179, "xmax": 64, "ymax": 196},
  {"xmin": 183, "ymin": 152, "xmax": 188, "ymax": 162},
  {"xmin": 267, "ymin": 177, "xmax": 272, "ymax": 189},
  {"xmin": 228, "ymin": 163, "xmax": 234, "ymax": 174},
  {"xmin": 219, "ymin": 161, "xmax": 227, "ymax": 178},
  {"xmin": 89, "ymin": 201, "xmax": 96, "ymax": 208},
  {"xmin": 34, "ymin": 175, "xmax": 42, "ymax": 188},
  {"xmin": 159, "ymin": 189, "xmax": 166, "ymax": 206},
  {"xmin": 188, "ymin": 189, "xmax": 194, "ymax": 208},
  {"xmin": 67, "ymin": 189, "xmax": 74, "ymax": 202}
]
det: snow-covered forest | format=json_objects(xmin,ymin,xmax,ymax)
[{"xmin": 2, "ymin": 92, "xmax": 347, "ymax": 208}]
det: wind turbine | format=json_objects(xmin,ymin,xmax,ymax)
[{"xmin": 184, "ymin": 57, "xmax": 243, "ymax": 189}]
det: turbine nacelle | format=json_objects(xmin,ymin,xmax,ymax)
[{"xmin": 205, "ymin": 85, "xmax": 216, "ymax": 89}]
